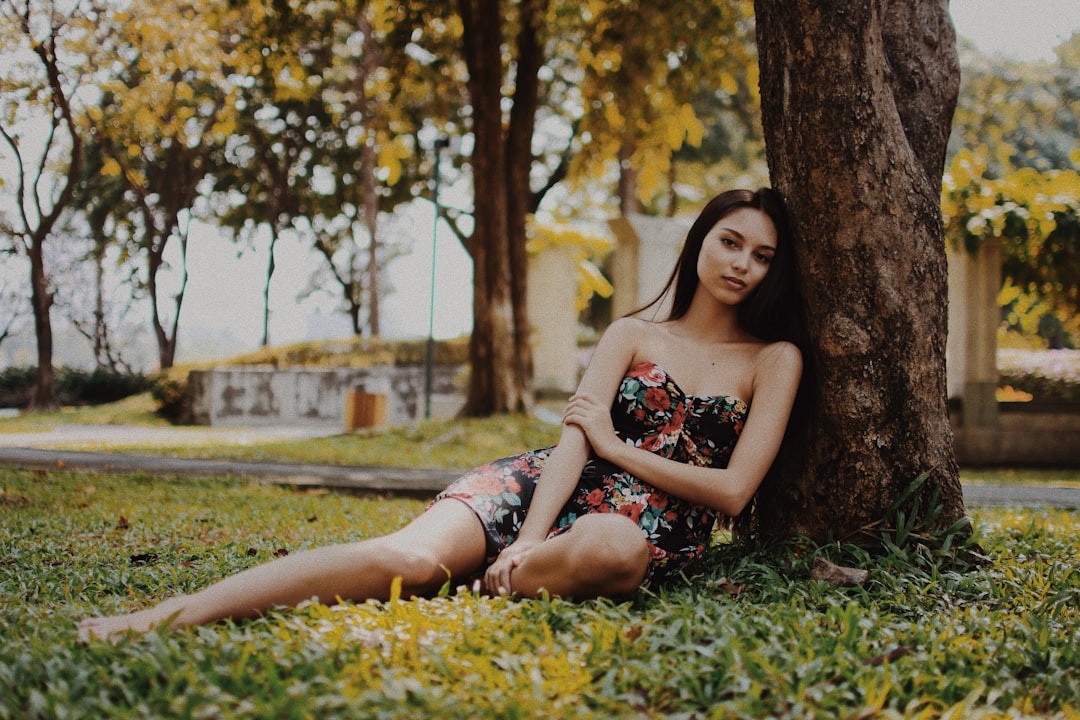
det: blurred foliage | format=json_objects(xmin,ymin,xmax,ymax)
[
  {"xmin": 527, "ymin": 221, "xmax": 615, "ymax": 313},
  {"xmin": 943, "ymin": 148, "xmax": 1080, "ymax": 348},
  {"xmin": 945, "ymin": 33, "xmax": 1080, "ymax": 349},
  {"xmin": 0, "ymin": 366, "xmax": 149, "ymax": 409}
]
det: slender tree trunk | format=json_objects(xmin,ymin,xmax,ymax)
[
  {"xmin": 754, "ymin": 0, "xmax": 964, "ymax": 541},
  {"xmin": 459, "ymin": 0, "xmax": 524, "ymax": 415},
  {"xmin": 147, "ymin": 217, "xmax": 188, "ymax": 370},
  {"xmin": 504, "ymin": 0, "xmax": 546, "ymax": 410},
  {"xmin": 617, "ymin": 143, "xmax": 642, "ymax": 216},
  {"xmin": 27, "ymin": 242, "xmax": 57, "ymax": 410},
  {"xmin": 360, "ymin": 10, "xmax": 382, "ymax": 338},
  {"xmin": 12, "ymin": 11, "xmax": 84, "ymax": 411},
  {"xmin": 261, "ymin": 226, "xmax": 278, "ymax": 348}
]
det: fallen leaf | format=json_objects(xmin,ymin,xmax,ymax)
[
  {"xmin": 811, "ymin": 557, "xmax": 868, "ymax": 587},
  {"xmin": 862, "ymin": 646, "xmax": 912, "ymax": 666},
  {"xmin": 115, "ymin": 516, "xmax": 130, "ymax": 530},
  {"xmin": 715, "ymin": 577, "xmax": 746, "ymax": 597}
]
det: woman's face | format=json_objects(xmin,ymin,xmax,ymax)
[{"xmin": 695, "ymin": 207, "xmax": 778, "ymax": 306}]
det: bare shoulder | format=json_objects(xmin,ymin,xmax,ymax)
[
  {"xmin": 753, "ymin": 341, "xmax": 803, "ymax": 385},
  {"xmin": 598, "ymin": 316, "xmax": 655, "ymax": 351},
  {"xmin": 605, "ymin": 316, "xmax": 654, "ymax": 339}
]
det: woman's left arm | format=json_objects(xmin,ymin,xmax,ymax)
[{"xmin": 562, "ymin": 342, "xmax": 802, "ymax": 516}]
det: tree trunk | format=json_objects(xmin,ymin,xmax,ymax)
[
  {"xmin": 27, "ymin": 242, "xmax": 58, "ymax": 410},
  {"xmin": 753, "ymin": 0, "xmax": 964, "ymax": 541},
  {"xmin": 504, "ymin": 0, "xmax": 546, "ymax": 410},
  {"xmin": 360, "ymin": 10, "xmax": 383, "ymax": 338},
  {"xmin": 458, "ymin": 0, "xmax": 528, "ymax": 415},
  {"xmin": 147, "ymin": 217, "xmax": 188, "ymax": 370},
  {"xmin": 261, "ymin": 226, "xmax": 278, "ymax": 348},
  {"xmin": 16, "ymin": 14, "xmax": 84, "ymax": 411}
]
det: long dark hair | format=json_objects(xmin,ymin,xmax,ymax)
[{"xmin": 638, "ymin": 188, "xmax": 799, "ymax": 343}]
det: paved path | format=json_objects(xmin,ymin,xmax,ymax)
[{"xmin": 0, "ymin": 425, "xmax": 1078, "ymax": 508}]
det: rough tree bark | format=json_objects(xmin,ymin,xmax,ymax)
[
  {"xmin": 753, "ymin": 0, "xmax": 965, "ymax": 541},
  {"xmin": 458, "ymin": 0, "xmax": 545, "ymax": 415}
]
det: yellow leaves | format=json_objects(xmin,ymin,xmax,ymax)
[
  {"xmin": 377, "ymin": 137, "xmax": 412, "ymax": 187},
  {"xmin": 635, "ymin": 158, "xmax": 669, "ymax": 203},
  {"xmin": 174, "ymin": 82, "xmax": 194, "ymax": 102},
  {"xmin": 602, "ymin": 99, "xmax": 624, "ymax": 133},
  {"xmin": 528, "ymin": 222, "xmax": 614, "ymax": 312},
  {"xmin": 943, "ymin": 147, "xmax": 1080, "ymax": 247},
  {"xmin": 211, "ymin": 118, "xmax": 237, "ymax": 138},
  {"xmin": 283, "ymin": 593, "xmax": 610, "ymax": 713},
  {"xmin": 101, "ymin": 158, "xmax": 123, "ymax": 177}
]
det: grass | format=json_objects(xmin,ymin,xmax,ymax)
[
  {"xmin": 3, "ymin": 396, "xmax": 1079, "ymax": 488},
  {"xmin": 0, "ymin": 393, "xmax": 170, "ymax": 432},
  {"xmin": 1, "ymin": 468, "xmax": 1078, "ymax": 718}
]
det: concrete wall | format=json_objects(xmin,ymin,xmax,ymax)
[
  {"xmin": 186, "ymin": 365, "xmax": 464, "ymax": 428},
  {"xmin": 528, "ymin": 245, "xmax": 581, "ymax": 394},
  {"xmin": 607, "ymin": 214, "xmax": 690, "ymax": 319},
  {"xmin": 946, "ymin": 239, "xmax": 1001, "ymax": 427}
]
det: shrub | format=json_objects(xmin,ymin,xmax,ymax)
[
  {"xmin": 998, "ymin": 349, "xmax": 1080, "ymax": 403},
  {"xmin": 0, "ymin": 366, "xmax": 150, "ymax": 408},
  {"xmin": 0, "ymin": 366, "xmax": 36, "ymax": 408},
  {"xmin": 149, "ymin": 371, "xmax": 189, "ymax": 422},
  {"xmin": 56, "ymin": 367, "xmax": 151, "ymax": 405}
]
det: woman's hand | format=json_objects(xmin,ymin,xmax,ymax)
[
  {"xmin": 484, "ymin": 539, "xmax": 540, "ymax": 596},
  {"xmin": 562, "ymin": 392, "xmax": 619, "ymax": 458}
]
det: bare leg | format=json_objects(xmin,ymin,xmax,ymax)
[
  {"xmin": 78, "ymin": 499, "xmax": 486, "ymax": 643},
  {"xmin": 511, "ymin": 514, "xmax": 650, "ymax": 599}
]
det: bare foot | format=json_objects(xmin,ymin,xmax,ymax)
[{"xmin": 77, "ymin": 607, "xmax": 179, "ymax": 644}]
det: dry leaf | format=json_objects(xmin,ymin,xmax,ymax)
[
  {"xmin": 811, "ymin": 557, "xmax": 868, "ymax": 587},
  {"xmin": 715, "ymin": 577, "xmax": 746, "ymax": 597},
  {"xmin": 862, "ymin": 646, "xmax": 912, "ymax": 666}
]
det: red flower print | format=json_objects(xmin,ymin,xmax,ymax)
[
  {"xmin": 470, "ymin": 474, "xmax": 509, "ymax": 496},
  {"xmin": 635, "ymin": 363, "xmax": 667, "ymax": 386},
  {"xmin": 639, "ymin": 435, "xmax": 662, "ymax": 452},
  {"xmin": 586, "ymin": 488, "xmax": 606, "ymax": 507},
  {"xmin": 644, "ymin": 387, "xmax": 670, "ymax": 412},
  {"xmin": 615, "ymin": 503, "xmax": 643, "ymax": 523}
]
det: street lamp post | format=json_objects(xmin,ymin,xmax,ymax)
[{"xmin": 424, "ymin": 137, "xmax": 450, "ymax": 420}]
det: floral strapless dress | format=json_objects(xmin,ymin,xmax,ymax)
[{"xmin": 434, "ymin": 361, "xmax": 749, "ymax": 588}]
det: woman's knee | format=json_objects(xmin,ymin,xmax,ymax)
[
  {"xmin": 566, "ymin": 515, "xmax": 650, "ymax": 593},
  {"xmin": 365, "ymin": 541, "xmax": 452, "ymax": 594}
]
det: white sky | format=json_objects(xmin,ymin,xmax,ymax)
[{"xmin": 950, "ymin": 0, "xmax": 1079, "ymax": 62}]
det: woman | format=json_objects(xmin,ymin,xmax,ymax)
[{"xmin": 78, "ymin": 187, "xmax": 803, "ymax": 643}]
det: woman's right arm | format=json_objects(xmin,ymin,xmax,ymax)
[{"xmin": 483, "ymin": 318, "xmax": 642, "ymax": 594}]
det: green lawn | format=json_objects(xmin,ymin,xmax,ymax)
[{"xmin": 1, "ymin": 468, "xmax": 1077, "ymax": 718}]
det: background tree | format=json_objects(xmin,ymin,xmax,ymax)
[
  {"xmin": 0, "ymin": 0, "xmax": 94, "ymax": 409},
  {"xmin": 87, "ymin": 0, "xmax": 244, "ymax": 369},
  {"xmin": 0, "ymin": 265, "xmax": 29, "ymax": 354},
  {"xmin": 565, "ymin": 0, "xmax": 759, "ymax": 215},
  {"xmin": 754, "ymin": 0, "xmax": 965, "ymax": 541},
  {"xmin": 454, "ymin": 0, "xmax": 547, "ymax": 414},
  {"xmin": 946, "ymin": 33, "xmax": 1080, "ymax": 349},
  {"xmin": 943, "ymin": 148, "xmax": 1080, "ymax": 347}
]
